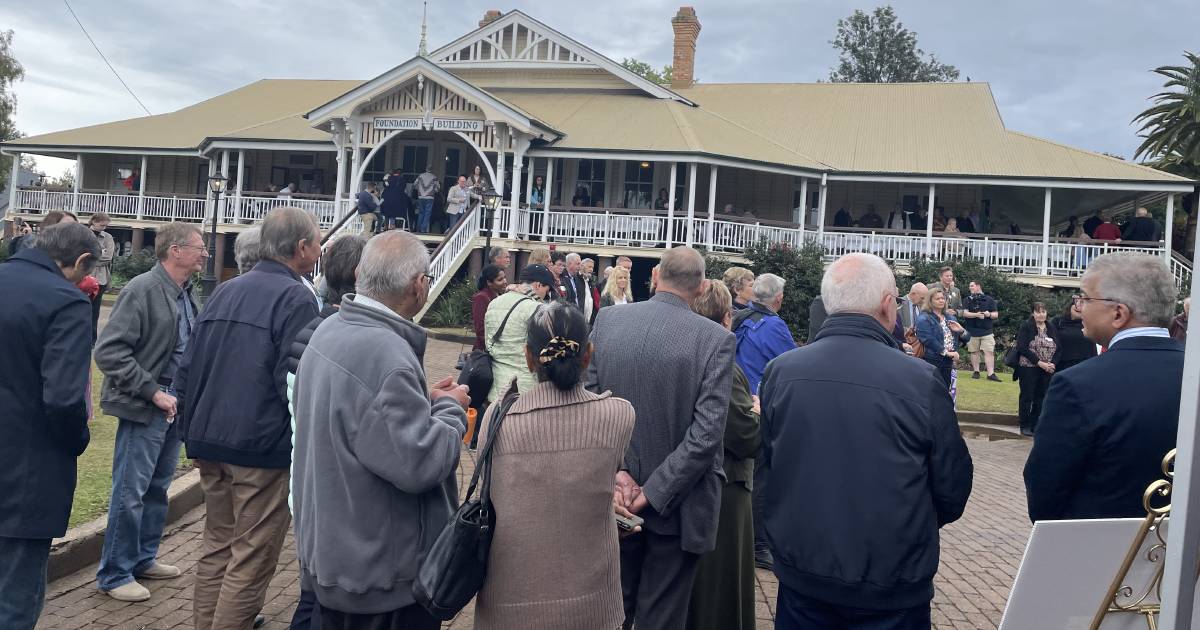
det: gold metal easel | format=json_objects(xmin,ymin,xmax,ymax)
[{"xmin": 1090, "ymin": 449, "xmax": 1176, "ymax": 630}]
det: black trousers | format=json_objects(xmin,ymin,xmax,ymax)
[
  {"xmin": 621, "ymin": 529, "xmax": 701, "ymax": 630},
  {"xmin": 289, "ymin": 588, "xmax": 320, "ymax": 630},
  {"xmin": 775, "ymin": 583, "xmax": 931, "ymax": 630},
  {"xmin": 1017, "ymin": 365, "xmax": 1052, "ymax": 432},
  {"xmin": 318, "ymin": 602, "xmax": 438, "ymax": 630}
]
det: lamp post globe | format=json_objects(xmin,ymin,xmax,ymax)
[
  {"xmin": 482, "ymin": 187, "xmax": 500, "ymax": 253},
  {"xmin": 201, "ymin": 174, "xmax": 229, "ymax": 300}
]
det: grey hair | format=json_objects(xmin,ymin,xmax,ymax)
[
  {"xmin": 565, "ymin": 252, "xmax": 581, "ymax": 263},
  {"xmin": 658, "ymin": 246, "xmax": 705, "ymax": 291},
  {"xmin": 821, "ymin": 253, "xmax": 896, "ymax": 315},
  {"xmin": 155, "ymin": 222, "xmax": 203, "ymax": 261},
  {"xmin": 355, "ymin": 230, "xmax": 429, "ymax": 302},
  {"xmin": 753, "ymin": 273, "xmax": 786, "ymax": 303},
  {"xmin": 36, "ymin": 223, "xmax": 100, "ymax": 272},
  {"xmin": 260, "ymin": 206, "xmax": 319, "ymax": 262},
  {"xmin": 487, "ymin": 246, "xmax": 507, "ymax": 264},
  {"xmin": 233, "ymin": 227, "xmax": 262, "ymax": 274},
  {"xmin": 1083, "ymin": 252, "xmax": 1176, "ymax": 327}
]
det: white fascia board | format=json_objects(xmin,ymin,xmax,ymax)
[
  {"xmin": 526, "ymin": 148, "xmax": 825, "ymax": 178},
  {"xmin": 1, "ymin": 144, "xmax": 197, "ymax": 157},
  {"xmin": 827, "ymin": 172, "xmax": 1196, "ymax": 193},
  {"xmin": 201, "ymin": 139, "xmax": 337, "ymax": 155}
]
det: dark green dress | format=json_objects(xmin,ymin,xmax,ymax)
[{"xmin": 686, "ymin": 366, "xmax": 761, "ymax": 630}]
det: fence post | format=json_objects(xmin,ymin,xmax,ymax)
[{"xmin": 170, "ymin": 197, "xmax": 178, "ymax": 221}]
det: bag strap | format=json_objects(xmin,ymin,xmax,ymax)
[
  {"xmin": 489, "ymin": 297, "xmax": 533, "ymax": 346},
  {"xmin": 462, "ymin": 391, "xmax": 519, "ymax": 505}
]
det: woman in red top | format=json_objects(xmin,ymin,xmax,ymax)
[
  {"xmin": 1091, "ymin": 214, "xmax": 1122, "ymax": 241},
  {"xmin": 472, "ymin": 265, "xmax": 507, "ymax": 350}
]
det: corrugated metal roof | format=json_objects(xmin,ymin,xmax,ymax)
[{"xmin": 6, "ymin": 77, "xmax": 1189, "ymax": 184}]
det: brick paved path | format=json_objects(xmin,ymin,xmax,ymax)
[{"xmin": 39, "ymin": 338, "xmax": 1034, "ymax": 629}]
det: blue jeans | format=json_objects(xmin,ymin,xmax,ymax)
[
  {"xmin": 444, "ymin": 212, "xmax": 462, "ymax": 234},
  {"xmin": 96, "ymin": 407, "xmax": 182, "ymax": 591},
  {"xmin": 775, "ymin": 583, "xmax": 930, "ymax": 630},
  {"xmin": 417, "ymin": 198, "xmax": 434, "ymax": 233},
  {"xmin": 0, "ymin": 536, "xmax": 51, "ymax": 630}
]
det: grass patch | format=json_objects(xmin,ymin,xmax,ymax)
[
  {"xmin": 954, "ymin": 369, "xmax": 1019, "ymax": 414},
  {"xmin": 72, "ymin": 363, "xmax": 189, "ymax": 528}
]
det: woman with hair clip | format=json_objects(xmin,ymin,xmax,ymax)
[{"xmin": 473, "ymin": 301, "xmax": 635, "ymax": 630}]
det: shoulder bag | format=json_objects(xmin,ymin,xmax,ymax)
[
  {"xmin": 457, "ymin": 297, "xmax": 532, "ymax": 408},
  {"xmin": 413, "ymin": 391, "xmax": 519, "ymax": 620}
]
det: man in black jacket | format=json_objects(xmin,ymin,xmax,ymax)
[
  {"xmin": 759, "ymin": 252, "xmax": 973, "ymax": 629},
  {"xmin": 1120, "ymin": 207, "xmax": 1161, "ymax": 243},
  {"xmin": 0, "ymin": 223, "xmax": 99, "ymax": 630},
  {"xmin": 1025, "ymin": 252, "xmax": 1182, "ymax": 522},
  {"xmin": 177, "ymin": 207, "xmax": 322, "ymax": 630}
]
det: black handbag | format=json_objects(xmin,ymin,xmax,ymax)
[
  {"xmin": 413, "ymin": 391, "xmax": 518, "ymax": 620},
  {"xmin": 1003, "ymin": 345, "xmax": 1020, "ymax": 369},
  {"xmin": 457, "ymin": 297, "xmax": 531, "ymax": 408}
]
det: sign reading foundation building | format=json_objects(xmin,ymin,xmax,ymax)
[{"xmin": 372, "ymin": 117, "xmax": 484, "ymax": 132}]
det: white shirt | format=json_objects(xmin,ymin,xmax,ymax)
[
  {"xmin": 351, "ymin": 293, "xmax": 406, "ymax": 321},
  {"xmin": 1109, "ymin": 326, "xmax": 1170, "ymax": 349}
]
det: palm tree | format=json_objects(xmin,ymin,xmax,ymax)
[{"xmin": 1133, "ymin": 51, "xmax": 1200, "ymax": 259}]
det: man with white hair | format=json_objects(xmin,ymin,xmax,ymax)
[
  {"xmin": 562, "ymin": 252, "xmax": 588, "ymax": 312},
  {"xmin": 733, "ymin": 273, "xmax": 797, "ymax": 397},
  {"xmin": 759, "ymin": 252, "xmax": 972, "ymax": 628},
  {"xmin": 292, "ymin": 230, "xmax": 468, "ymax": 628},
  {"xmin": 1025, "ymin": 252, "xmax": 1183, "ymax": 522},
  {"xmin": 1120, "ymin": 206, "xmax": 1161, "ymax": 243}
]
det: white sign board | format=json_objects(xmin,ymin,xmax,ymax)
[
  {"xmin": 373, "ymin": 117, "xmax": 422, "ymax": 130},
  {"xmin": 431, "ymin": 118, "xmax": 484, "ymax": 132},
  {"xmin": 1000, "ymin": 518, "xmax": 1198, "ymax": 630}
]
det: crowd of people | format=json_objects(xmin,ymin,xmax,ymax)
[{"xmin": 0, "ymin": 202, "xmax": 1192, "ymax": 629}]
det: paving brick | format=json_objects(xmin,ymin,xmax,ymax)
[{"xmin": 41, "ymin": 338, "xmax": 1034, "ymax": 629}]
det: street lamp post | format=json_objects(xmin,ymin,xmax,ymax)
[
  {"xmin": 201, "ymin": 174, "xmax": 228, "ymax": 300},
  {"xmin": 482, "ymin": 187, "xmax": 501, "ymax": 255}
]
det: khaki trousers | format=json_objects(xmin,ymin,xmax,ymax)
[{"xmin": 193, "ymin": 460, "xmax": 290, "ymax": 630}]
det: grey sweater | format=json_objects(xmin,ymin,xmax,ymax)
[
  {"xmin": 94, "ymin": 264, "xmax": 195, "ymax": 424},
  {"xmin": 292, "ymin": 295, "xmax": 466, "ymax": 614}
]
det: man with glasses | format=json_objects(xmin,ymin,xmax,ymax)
[
  {"xmin": 1025, "ymin": 252, "xmax": 1183, "ymax": 522},
  {"xmin": 93, "ymin": 222, "xmax": 205, "ymax": 602}
]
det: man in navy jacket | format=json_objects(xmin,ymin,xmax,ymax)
[
  {"xmin": 1025, "ymin": 253, "xmax": 1183, "ymax": 522},
  {"xmin": 0, "ymin": 223, "xmax": 99, "ymax": 629},
  {"xmin": 760, "ymin": 253, "xmax": 972, "ymax": 629},
  {"xmin": 177, "ymin": 207, "xmax": 321, "ymax": 630}
]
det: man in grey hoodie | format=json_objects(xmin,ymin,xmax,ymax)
[{"xmin": 292, "ymin": 230, "xmax": 469, "ymax": 629}]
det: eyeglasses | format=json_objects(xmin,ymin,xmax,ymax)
[
  {"xmin": 422, "ymin": 273, "xmax": 435, "ymax": 283},
  {"xmin": 1071, "ymin": 294, "xmax": 1121, "ymax": 307},
  {"xmin": 175, "ymin": 244, "xmax": 209, "ymax": 254}
]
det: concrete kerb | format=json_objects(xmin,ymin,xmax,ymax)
[{"xmin": 47, "ymin": 468, "xmax": 205, "ymax": 582}]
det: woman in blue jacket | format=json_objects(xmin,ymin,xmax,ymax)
[{"xmin": 916, "ymin": 287, "xmax": 971, "ymax": 389}]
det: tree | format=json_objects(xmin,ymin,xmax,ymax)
[
  {"xmin": 827, "ymin": 6, "xmax": 959, "ymax": 83},
  {"xmin": 48, "ymin": 167, "xmax": 75, "ymax": 190},
  {"xmin": 0, "ymin": 30, "xmax": 25, "ymax": 192},
  {"xmin": 1133, "ymin": 51, "xmax": 1200, "ymax": 259},
  {"xmin": 620, "ymin": 58, "xmax": 672, "ymax": 85}
]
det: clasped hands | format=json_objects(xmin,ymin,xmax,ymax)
[{"xmin": 614, "ymin": 470, "xmax": 646, "ymax": 536}]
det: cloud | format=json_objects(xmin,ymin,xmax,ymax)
[{"xmin": 4, "ymin": 0, "xmax": 1198, "ymax": 170}]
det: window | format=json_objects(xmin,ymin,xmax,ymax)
[
  {"xmin": 623, "ymin": 161, "xmax": 655, "ymax": 209},
  {"xmin": 363, "ymin": 147, "xmax": 389, "ymax": 186},
  {"xmin": 673, "ymin": 162, "xmax": 687, "ymax": 211},
  {"xmin": 442, "ymin": 148, "xmax": 462, "ymax": 193},
  {"xmin": 400, "ymin": 145, "xmax": 431, "ymax": 189},
  {"xmin": 575, "ymin": 159, "xmax": 606, "ymax": 207}
]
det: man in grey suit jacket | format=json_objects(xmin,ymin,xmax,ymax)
[{"xmin": 586, "ymin": 246, "xmax": 735, "ymax": 630}]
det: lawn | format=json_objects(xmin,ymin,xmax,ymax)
[
  {"xmin": 954, "ymin": 369, "xmax": 1020, "ymax": 414},
  {"xmin": 71, "ymin": 363, "xmax": 189, "ymax": 528}
]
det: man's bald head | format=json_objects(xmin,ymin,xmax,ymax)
[
  {"xmin": 1136, "ymin": 207, "xmax": 1150, "ymax": 218},
  {"xmin": 908, "ymin": 282, "xmax": 929, "ymax": 306}
]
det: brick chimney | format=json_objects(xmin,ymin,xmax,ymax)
[
  {"xmin": 479, "ymin": 10, "xmax": 502, "ymax": 28},
  {"xmin": 670, "ymin": 7, "xmax": 700, "ymax": 89}
]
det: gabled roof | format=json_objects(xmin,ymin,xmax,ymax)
[
  {"xmin": 304, "ymin": 56, "xmax": 561, "ymax": 140},
  {"xmin": 427, "ymin": 10, "xmax": 694, "ymax": 106}
]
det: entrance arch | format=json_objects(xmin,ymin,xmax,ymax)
[{"xmin": 350, "ymin": 129, "xmax": 499, "ymax": 195}]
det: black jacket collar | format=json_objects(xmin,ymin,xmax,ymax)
[
  {"xmin": 813, "ymin": 313, "xmax": 900, "ymax": 350},
  {"xmin": 251, "ymin": 259, "xmax": 303, "ymax": 281},
  {"xmin": 10, "ymin": 247, "xmax": 67, "ymax": 279}
]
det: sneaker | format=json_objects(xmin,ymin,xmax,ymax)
[
  {"xmin": 135, "ymin": 562, "xmax": 181, "ymax": 580},
  {"xmin": 1020, "ymin": 427, "xmax": 1035, "ymax": 437},
  {"xmin": 102, "ymin": 580, "xmax": 150, "ymax": 602},
  {"xmin": 972, "ymin": 371, "xmax": 980, "ymax": 379},
  {"xmin": 254, "ymin": 614, "xmax": 267, "ymax": 628},
  {"xmin": 987, "ymin": 373, "xmax": 1002, "ymax": 382},
  {"xmin": 754, "ymin": 548, "xmax": 774, "ymax": 571}
]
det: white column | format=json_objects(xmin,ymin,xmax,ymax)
[
  {"xmin": 332, "ymin": 122, "xmax": 348, "ymax": 216},
  {"xmin": 1040, "ymin": 187, "xmax": 1051, "ymax": 275},
  {"xmin": 508, "ymin": 134, "xmax": 529, "ymax": 239},
  {"xmin": 72, "ymin": 153, "xmax": 82, "ymax": 212},
  {"xmin": 541, "ymin": 157, "xmax": 553, "ymax": 241},
  {"xmin": 798, "ymin": 177, "xmax": 809, "ymax": 227},
  {"xmin": 495, "ymin": 124, "xmax": 507, "ymax": 198},
  {"xmin": 1164, "ymin": 193, "xmax": 1175, "ymax": 259},
  {"xmin": 925, "ymin": 183, "xmax": 936, "ymax": 257},
  {"xmin": 816, "ymin": 173, "xmax": 828, "ymax": 241},
  {"xmin": 136, "ymin": 155, "xmax": 147, "ymax": 220},
  {"xmin": 349, "ymin": 119, "xmax": 362, "ymax": 196},
  {"xmin": 665, "ymin": 163, "xmax": 677, "ymax": 248},
  {"xmin": 706, "ymin": 165, "xmax": 718, "ymax": 247},
  {"xmin": 219, "ymin": 150, "xmax": 230, "ymax": 223},
  {"xmin": 233, "ymin": 150, "xmax": 245, "ymax": 222},
  {"xmin": 7, "ymin": 151, "xmax": 19, "ymax": 216},
  {"xmin": 205, "ymin": 158, "xmax": 216, "ymax": 228},
  {"xmin": 684, "ymin": 162, "xmax": 698, "ymax": 247}
]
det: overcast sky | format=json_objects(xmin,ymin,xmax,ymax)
[{"xmin": 5, "ymin": 1, "xmax": 1197, "ymax": 176}]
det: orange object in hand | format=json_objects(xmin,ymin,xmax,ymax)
[{"xmin": 463, "ymin": 408, "xmax": 478, "ymax": 445}]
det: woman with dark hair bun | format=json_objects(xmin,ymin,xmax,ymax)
[{"xmin": 474, "ymin": 301, "xmax": 635, "ymax": 630}]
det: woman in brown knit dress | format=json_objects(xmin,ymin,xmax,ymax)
[{"xmin": 475, "ymin": 301, "xmax": 635, "ymax": 630}]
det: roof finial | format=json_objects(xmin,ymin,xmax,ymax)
[{"xmin": 417, "ymin": 1, "xmax": 429, "ymax": 57}]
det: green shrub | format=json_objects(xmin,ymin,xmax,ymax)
[
  {"xmin": 424, "ymin": 278, "xmax": 475, "ymax": 328},
  {"xmin": 110, "ymin": 248, "xmax": 158, "ymax": 288},
  {"xmin": 0, "ymin": 238, "xmax": 8, "ymax": 262},
  {"xmin": 711, "ymin": 240, "xmax": 827, "ymax": 342}
]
